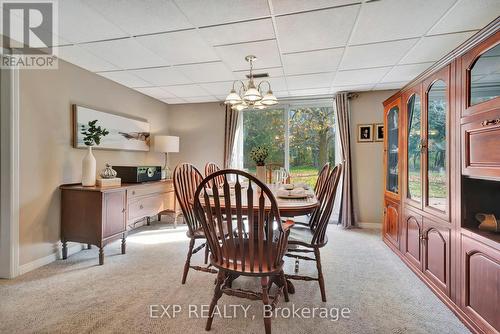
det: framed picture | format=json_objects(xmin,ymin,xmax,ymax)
[
  {"xmin": 73, "ymin": 105, "xmax": 150, "ymax": 151},
  {"xmin": 375, "ymin": 124, "xmax": 384, "ymax": 142},
  {"xmin": 357, "ymin": 124, "xmax": 373, "ymax": 142}
]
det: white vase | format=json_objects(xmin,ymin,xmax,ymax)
[
  {"xmin": 82, "ymin": 146, "xmax": 96, "ymax": 187},
  {"xmin": 256, "ymin": 165, "xmax": 266, "ymax": 183}
]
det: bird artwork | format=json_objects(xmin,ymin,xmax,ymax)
[{"xmin": 118, "ymin": 132, "xmax": 150, "ymax": 145}]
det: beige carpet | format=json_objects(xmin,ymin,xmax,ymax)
[{"xmin": 0, "ymin": 223, "xmax": 470, "ymax": 334}]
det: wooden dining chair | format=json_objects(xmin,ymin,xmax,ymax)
[
  {"xmin": 173, "ymin": 163, "xmax": 217, "ymax": 284},
  {"xmin": 314, "ymin": 162, "xmax": 331, "ymax": 197},
  {"xmin": 204, "ymin": 162, "xmax": 224, "ymax": 188},
  {"xmin": 266, "ymin": 163, "xmax": 290, "ymax": 184},
  {"xmin": 285, "ymin": 163, "xmax": 342, "ymax": 302},
  {"xmin": 193, "ymin": 169, "xmax": 293, "ymax": 334}
]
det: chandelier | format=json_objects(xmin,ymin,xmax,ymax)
[{"xmin": 224, "ymin": 55, "xmax": 278, "ymax": 111}]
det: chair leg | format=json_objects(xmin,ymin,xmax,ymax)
[
  {"xmin": 204, "ymin": 243, "xmax": 209, "ymax": 264},
  {"xmin": 181, "ymin": 238, "xmax": 195, "ymax": 284},
  {"xmin": 279, "ymin": 270, "xmax": 289, "ymax": 302},
  {"xmin": 261, "ymin": 277, "xmax": 272, "ymax": 334},
  {"xmin": 206, "ymin": 271, "xmax": 225, "ymax": 331},
  {"xmin": 314, "ymin": 248, "xmax": 326, "ymax": 302}
]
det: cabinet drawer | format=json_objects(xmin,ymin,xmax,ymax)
[
  {"xmin": 128, "ymin": 194, "xmax": 167, "ymax": 221},
  {"xmin": 127, "ymin": 182, "xmax": 172, "ymax": 200},
  {"xmin": 460, "ymin": 235, "xmax": 500, "ymax": 333},
  {"xmin": 463, "ymin": 112, "xmax": 500, "ymax": 178}
]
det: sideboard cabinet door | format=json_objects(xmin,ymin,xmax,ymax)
[
  {"xmin": 383, "ymin": 199, "xmax": 400, "ymax": 249},
  {"xmin": 422, "ymin": 219, "xmax": 451, "ymax": 296},
  {"xmin": 103, "ymin": 190, "xmax": 126, "ymax": 239},
  {"xmin": 460, "ymin": 235, "xmax": 500, "ymax": 333}
]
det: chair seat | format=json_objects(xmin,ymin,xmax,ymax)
[
  {"xmin": 211, "ymin": 240, "xmax": 283, "ymax": 275},
  {"xmin": 288, "ymin": 225, "xmax": 327, "ymax": 247}
]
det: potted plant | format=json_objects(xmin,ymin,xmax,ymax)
[
  {"xmin": 80, "ymin": 120, "xmax": 109, "ymax": 186},
  {"xmin": 250, "ymin": 146, "xmax": 269, "ymax": 183}
]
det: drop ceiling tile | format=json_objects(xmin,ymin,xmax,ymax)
[
  {"xmin": 97, "ymin": 71, "xmax": 152, "ymax": 88},
  {"xmin": 400, "ymin": 32, "xmax": 476, "ymax": 65},
  {"xmin": 82, "ymin": 0, "xmax": 193, "ymax": 36},
  {"xmin": 350, "ymin": 0, "xmax": 456, "ymax": 45},
  {"xmin": 55, "ymin": 45, "xmax": 119, "ymax": 72},
  {"xmin": 215, "ymin": 40, "xmax": 282, "ymax": 71},
  {"xmin": 282, "ymin": 48, "xmax": 344, "ymax": 75},
  {"xmin": 340, "ymin": 39, "xmax": 418, "ymax": 70},
  {"xmin": 288, "ymin": 88, "xmax": 333, "ymax": 97},
  {"xmin": 380, "ymin": 63, "xmax": 434, "ymax": 83},
  {"xmin": 287, "ymin": 72, "xmax": 334, "ymax": 90},
  {"xmin": 136, "ymin": 30, "xmax": 219, "ymax": 65},
  {"xmin": 429, "ymin": 0, "xmax": 500, "ymax": 35},
  {"xmin": 233, "ymin": 67, "xmax": 285, "ymax": 79},
  {"xmin": 373, "ymin": 82, "xmax": 407, "ymax": 91},
  {"xmin": 333, "ymin": 67, "xmax": 391, "ymax": 86},
  {"xmin": 256, "ymin": 77, "xmax": 288, "ymax": 92},
  {"xmin": 174, "ymin": 0, "xmax": 270, "ymax": 27},
  {"xmin": 183, "ymin": 96, "xmax": 220, "ymax": 103},
  {"xmin": 81, "ymin": 38, "xmax": 169, "ymax": 69},
  {"xmin": 331, "ymin": 84, "xmax": 375, "ymax": 93},
  {"xmin": 276, "ymin": 6, "xmax": 359, "ymax": 53},
  {"xmin": 199, "ymin": 81, "xmax": 235, "ymax": 96},
  {"xmin": 199, "ymin": 19, "xmax": 275, "ymax": 46},
  {"xmin": 130, "ymin": 67, "xmax": 192, "ymax": 86},
  {"xmin": 135, "ymin": 87, "xmax": 176, "ymax": 99},
  {"xmin": 272, "ymin": 0, "xmax": 360, "ymax": 15},
  {"xmin": 58, "ymin": 0, "xmax": 128, "ymax": 43},
  {"xmin": 160, "ymin": 98, "xmax": 187, "ymax": 104},
  {"xmin": 162, "ymin": 84, "xmax": 211, "ymax": 98},
  {"xmin": 175, "ymin": 62, "xmax": 235, "ymax": 83}
]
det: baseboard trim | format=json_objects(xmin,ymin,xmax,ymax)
[
  {"xmin": 357, "ymin": 222, "xmax": 382, "ymax": 229},
  {"xmin": 19, "ymin": 243, "xmax": 84, "ymax": 275}
]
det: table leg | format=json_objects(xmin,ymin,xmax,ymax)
[
  {"xmin": 62, "ymin": 240, "xmax": 68, "ymax": 260},
  {"xmin": 99, "ymin": 247, "xmax": 104, "ymax": 265},
  {"xmin": 121, "ymin": 233, "xmax": 126, "ymax": 254}
]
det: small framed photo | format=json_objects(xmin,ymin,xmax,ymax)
[
  {"xmin": 374, "ymin": 124, "xmax": 384, "ymax": 142},
  {"xmin": 357, "ymin": 124, "xmax": 373, "ymax": 142}
]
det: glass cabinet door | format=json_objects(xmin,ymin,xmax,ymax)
[
  {"xmin": 426, "ymin": 80, "xmax": 447, "ymax": 212},
  {"xmin": 470, "ymin": 43, "xmax": 500, "ymax": 106},
  {"xmin": 386, "ymin": 106, "xmax": 399, "ymax": 194},
  {"xmin": 407, "ymin": 94, "xmax": 422, "ymax": 203}
]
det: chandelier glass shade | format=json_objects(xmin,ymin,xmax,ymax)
[{"xmin": 225, "ymin": 55, "xmax": 278, "ymax": 111}]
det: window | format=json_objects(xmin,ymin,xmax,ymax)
[{"xmin": 241, "ymin": 102, "xmax": 337, "ymax": 187}]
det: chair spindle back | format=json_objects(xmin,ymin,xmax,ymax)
[
  {"xmin": 204, "ymin": 162, "xmax": 224, "ymax": 188},
  {"xmin": 173, "ymin": 163, "xmax": 204, "ymax": 235}
]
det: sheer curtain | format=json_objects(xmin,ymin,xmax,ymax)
[{"xmin": 335, "ymin": 92, "xmax": 356, "ymax": 228}]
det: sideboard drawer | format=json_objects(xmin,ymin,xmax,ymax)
[
  {"xmin": 128, "ymin": 195, "xmax": 167, "ymax": 221},
  {"xmin": 128, "ymin": 181, "xmax": 172, "ymax": 200},
  {"xmin": 462, "ymin": 111, "xmax": 500, "ymax": 179}
]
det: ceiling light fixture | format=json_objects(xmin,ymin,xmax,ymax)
[{"xmin": 225, "ymin": 55, "xmax": 278, "ymax": 111}]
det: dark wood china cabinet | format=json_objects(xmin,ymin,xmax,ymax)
[{"xmin": 383, "ymin": 18, "xmax": 499, "ymax": 334}]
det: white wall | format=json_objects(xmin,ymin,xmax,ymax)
[
  {"xmin": 349, "ymin": 90, "xmax": 398, "ymax": 225},
  {"xmin": 167, "ymin": 102, "xmax": 225, "ymax": 172}
]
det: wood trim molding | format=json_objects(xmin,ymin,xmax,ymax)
[{"xmin": 0, "ymin": 64, "xmax": 20, "ymax": 279}]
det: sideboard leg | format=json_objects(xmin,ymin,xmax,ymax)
[
  {"xmin": 146, "ymin": 216, "xmax": 151, "ymax": 226},
  {"xmin": 121, "ymin": 234, "xmax": 126, "ymax": 254},
  {"xmin": 62, "ymin": 240, "xmax": 68, "ymax": 260},
  {"xmin": 87, "ymin": 243, "xmax": 92, "ymax": 250},
  {"xmin": 99, "ymin": 247, "xmax": 104, "ymax": 265}
]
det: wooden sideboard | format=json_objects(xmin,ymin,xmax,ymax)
[
  {"xmin": 60, "ymin": 179, "xmax": 177, "ymax": 265},
  {"xmin": 382, "ymin": 19, "xmax": 499, "ymax": 334}
]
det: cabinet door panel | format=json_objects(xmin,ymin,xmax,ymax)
[
  {"xmin": 423, "ymin": 220, "xmax": 450, "ymax": 295},
  {"xmin": 461, "ymin": 235, "xmax": 500, "ymax": 333},
  {"xmin": 383, "ymin": 199, "xmax": 399, "ymax": 248},
  {"xmin": 103, "ymin": 190, "xmax": 126, "ymax": 239},
  {"xmin": 403, "ymin": 211, "xmax": 422, "ymax": 269}
]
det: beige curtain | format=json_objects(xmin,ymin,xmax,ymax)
[
  {"xmin": 335, "ymin": 92, "xmax": 355, "ymax": 228},
  {"xmin": 223, "ymin": 105, "xmax": 240, "ymax": 168}
]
